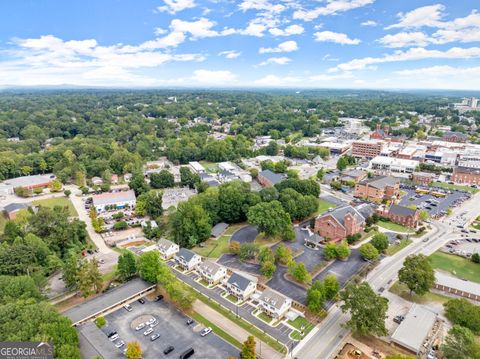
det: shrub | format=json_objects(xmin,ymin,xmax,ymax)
[
  {"xmin": 359, "ymin": 243, "xmax": 379, "ymax": 261},
  {"xmin": 113, "ymin": 221, "xmax": 128, "ymax": 230},
  {"xmin": 95, "ymin": 316, "xmax": 106, "ymax": 328}
]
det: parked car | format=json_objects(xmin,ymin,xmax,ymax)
[
  {"xmin": 200, "ymin": 327, "xmax": 212, "ymax": 337},
  {"xmin": 143, "ymin": 327, "xmax": 154, "ymax": 336},
  {"xmin": 179, "ymin": 348, "xmax": 194, "ymax": 359},
  {"xmin": 393, "ymin": 315, "xmax": 405, "ymax": 324},
  {"xmin": 123, "ymin": 304, "xmax": 132, "ymax": 312},
  {"xmin": 138, "ymin": 298, "xmax": 145, "ymax": 304},
  {"xmin": 186, "ymin": 319, "xmax": 194, "ymax": 326},
  {"xmin": 155, "ymin": 295, "xmax": 164, "ymax": 301},
  {"xmin": 115, "ymin": 340, "xmax": 125, "ymax": 348},
  {"xmin": 135, "ymin": 323, "xmax": 145, "ymax": 331},
  {"xmin": 163, "ymin": 345, "xmax": 175, "ymax": 355},
  {"xmin": 146, "ymin": 317, "xmax": 156, "ymax": 325},
  {"xmin": 109, "ymin": 333, "xmax": 119, "ymax": 342},
  {"xmin": 150, "ymin": 332, "xmax": 161, "ymax": 341}
]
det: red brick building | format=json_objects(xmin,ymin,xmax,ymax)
[
  {"xmin": 352, "ymin": 140, "xmax": 384, "ymax": 159},
  {"xmin": 354, "ymin": 176, "xmax": 400, "ymax": 202},
  {"xmin": 314, "ymin": 206, "xmax": 365, "ymax": 242},
  {"xmin": 442, "ymin": 131, "xmax": 467, "ymax": 143},
  {"xmin": 412, "ymin": 172, "xmax": 437, "ymax": 185},
  {"xmin": 257, "ymin": 169, "xmax": 286, "ymax": 187},
  {"xmin": 451, "ymin": 166, "xmax": 480, "ymax": 185},
  {"xmin": 376, "ymin": 204, "xmax": 419, "ymax": 228}
]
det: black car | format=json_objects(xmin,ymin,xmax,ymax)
[
  {"xmin": 107, "ymin": 331, "xmax": 117, "ymax": 338},
  {"xmin": 179, "ymin": 348, "xmax": 194, "ymax": 359},
  {"xmin": 138, "ymin": 298, "xmax": 145, "ymax": 304},
  {"xmin": 163, "ymin": 346, "xmax": 174, "ymax": 355},
  {"xmin": 154, "ymin": 295, "xmax": 164, "ymax": 302},
  {"xmin": 186, "ymin": 319, "xmax": 194, "ymax": 325}
]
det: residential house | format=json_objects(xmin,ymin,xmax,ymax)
[
  {"xmin": 175, "ymin": 248, "xmax": 202, "ymax": 271},
  {"xmin": 189, "ymin": 161, "xmax": 205, "ymax": 174},
  {"xmin": 92, "ymin": 190, "xmax": 136, "ymax": 213},
  {"xmin": 376, "ymin": 204, "xmax": 419, "ymax": 228},
  {"xmin": 91, "ymin": 176, "xmax": 104, "ymax": 186},
  {"xmin": 157, "ymin": 238, "xmax": 179, "ymax": 260},
  {"xmin": 197, "ymin": 261, "xmax": 227, "ymax": 285},
  {"xmin": 226, "ymin": 272, "xmax": 257, "ymax": 301},
  {"xmin": 258, "ymin": 288, "xmax": 292, "ymax": 319},
  {"xmin": 314, "ymin": 205, "xmax": 366, "ymax": 242},
  {"xmin": 2, "ymin": 203, "xmax": 30, "ymax": 220},
  {"xmin": 218, "ymin": 170, "xmax": 237, "ymax": 183},
  {"xmin": 257, "ymin": 169, "xmax": 286, "ymax": 187},
  {"xmin": 354, "ymin": 176, "xmax": 400, "ymax": 202}
]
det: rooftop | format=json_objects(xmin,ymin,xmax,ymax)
[
  {"xmin": 319, "ymin": 205, "xmax": 366, "ymax": 226},
  {"xmin": 259, "ymin": 288, "xmax": 289, "ymax": 310},
  {"xmin": 388, "ymin": 204, "xmax": 417, "ymax": 217},
  {"xmin": 435, "ymin": 271, "xmax": 480, "ymax": 297},
  {"xmin": 92, "ymin": 190, "xmax": 136, "ymax": 206},
  {"xmin": 227, "ymin": 272, "xmax": 256, "ymax": 291},
  {"xmin": 176, "ymin": 248, "xmax": 199, "ymax": 263},
  {"xmin": 259, "ymin": 169, "xmax": 286, "ymax": 185},
  {"xmin": 3, "ymin": 202, "xmax": 29, "ymax": 213},
  {"xmin": 359, "ymin": 175, "xmax": 399, "ymax": 189},
  {"xmin": 2, "ymin": 174, "xmax": 55, "ymax": 188},
  {"xmin": 211, "ymin": 222, "xmax": 229, "ymax": 237}
]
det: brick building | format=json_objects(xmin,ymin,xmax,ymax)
[
  {"xmin": 442, "ymin": 131, "xmax": 467, "ymax": 143},
  {"xmin": 412, "ymin": 172, "xmax": 437, "ymax": 185},
  {"xmin": 352, "ymin": 140, "xmax": 384, "ymax": 159},
  {"xmin": 354, "ymin": 176, "xmax": 400, "ymax": 202},
  {"xmin": 257, "ymin": 169, "xmax": 286, "ymax": 187},
  {"xmin": 376, "ymin": 204, "xmax": 419, "ymax": 228},
  {"xmin": 314, "ymin": 205, "xmax": 366, "ymax": 242},
  {"xmin": 451, "ymin": 166, "xmax": 480, "ymax": 185}
]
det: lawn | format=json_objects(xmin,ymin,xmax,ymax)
[
  {"xmin": 389, "ymin": 281, "xmax": 450, "ymax": 305},
  {"xmin": 257, "ymin": 311, "xmax": 273, "ymax": 324},
  {"xmin": 314, "ymin": 199, "xmax": 336, "ymax": 216},
  {"xmin": 32, "ymin": 196, "xmax": 78, "ymax": 216},
  {"xmin": 430, "ymin": 181, "xmax": 478, "ymax": 194},
  {"xmin": 254, "ymin": 233, "xmax": 281, "ymax": 247},
  {"xmin": 225, "ymin": 294, "xmax": 239, "ymax": 304},
  {"xmin": 191, "ymin": 312, "xmax": 242, "ymax": 349},
  {"xmin": 287, "ymin": 316, "xmax": 314, "ymax": 333},
  {"xmin": 194, "ymin": 292, "xmax": 287, "ymax": 353},
  {"xmin": 0, "ymin": 215, "xmax": 6, "ymax": 235},
  {"xmin": 199, "ymin": 161, "xmax": 220, "ymax": 173},
  {"xmin": 385, "ymin": 239, "xmax": 412, "ymax": 256},
  {"xmin": 377, "ymin": 219, "xmax": 415, "ymax": 233},
  {"xmin": 429, "ymin": 251, "xmax": 480, "ymax": 283},
  {"xmin": 192, "ymin": 224, "xmax": 243, "ymax": 258}
]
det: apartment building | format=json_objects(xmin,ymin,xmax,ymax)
[
  {"xmin": 258, "ymin": 288, "xmax": 292, "ymax": 319},
  {"xmin": 226, "ymin": 272, "xmax": 257, "ymax": 301},
  {"xmin": 197, "ymin": 261, "xmax": 227, "ymax": 285},
  {"xmin": 352, "ymin": 140, "xmax": 384, "ymax": 159},
  {"xmin": 174, "ymin": 248, "xmax": 202, "ymax": 271}
]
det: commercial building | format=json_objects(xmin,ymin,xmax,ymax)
[
  {"xmin": 258, "ymin": 288, "xmax": 292, "ymax": 319},
  {"xmin": 451, "ymin": 166, "xmax": 480, "ymax": 185},
  {"xmin": 197, "ymin": 261, "xmax": 227, "ymax": 285},
  {"xmin": 376, "ymin": 204, "xmax": 419, "ymax": 228},
  {"xmin": 352, "ymin": 140, "xmax": 384, "ymax": 159},
  {"xmin": 257, "ymin": 169, "xmax": 286, "ymax": 187},
  {"xmin": 92, "ymin": 190, "xmax": 136, "ymax": 213},
  {"xmin": 317, "ymin": 141, "xmax": 350, "ymax": 155},
  {"xmin": 355, "ymin": 176, "xmax": 400, "ymax": 202},
  {"xmin": 369, "ymin": 156, "xmax": 419, "ymax": 177},
  {"xmin": 226, "ymin": 272, "xmax": 257, "ymax": 301},
  {"xmin": 174, "ymin": 248, "xmax": 202, "ymax": 271},
  {"xmin": 1, "ymin": 174, "xmax": 55, "ymax": 194},
  {"xmin": 412, "ymin": 172, "xmax": 437, "ymax": 185},
  {"xmin": 442, "ymin": 131, "xmax": 467, "ymax": 143},
  {"xmin": 434, "ymin": 271, "xmax": 480, "ymax": 302},
  {"xmin": 2, "ymin": 203, "xmax": 30, "ymax": 220},
  {"xmin": 314, "ymin": 205, "xmax": 366, "ymax": 242}
]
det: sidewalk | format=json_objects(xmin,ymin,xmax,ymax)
[{"xmin": 193, "ymin": 300, "xmax": 285, "ymax": 359}]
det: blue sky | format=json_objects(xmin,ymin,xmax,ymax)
[{"xmin": 0, "ymin": 0, "xmax": 479, "ymax": 89}]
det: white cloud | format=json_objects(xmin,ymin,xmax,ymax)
[
  {"xmin": 361, "ymin": 20, "xmax": 377, "ymax": 27},
  {"xmin": 157, "ymin": 0, "xmax": 196, "ymax": 14},
  {"xmin": 269, "ymin": 24, "xmax": 304, "ymax": 36},
  {"xmin": 394, "ymin": 65, "xmax": 480, "ymax": 77},
  {"xmin": 169, "ymin": 18, "xmax": 236, "ymax": 39},
  {"xmin": 293, "ymin": 0, "xmax": 375, "ymax": 22},
  {"xmin": 254, "ymin": 74, "xmax": 302, "ymax": 86},
  {"xmin": 313, "ymin": 31, "xmax": 361, "ymax": 45},
  {"xmin": 386, "ymin": 4, "xmax": 446, "ymax": 29},
  {"xmin": 191, "ymin": 69, "xmax": 237, "ymax": 83},
  {"xmin": 240, "ymin": 22, "xmax": 267, "ymax": 37},
  {"xmin": 331, "ymin": 46, "xmax": 480, "ymax": 72},
  {"xmin": 258, "ymin": 57, "xmax": 292, "ymax": 66},
  {"xmin": 259, "ymin": 40, "xmax": 298, "ymax": 53},
  {"xmin": 218, "ymin": 50, "xmax": 241, "ymax": 59},
  {"xmin": 378, "ymin": 32, "xmax": 430, "ymax": 48},
  {"xmin": 154, "ymin": 27, "xmax": 168, "ymax": 36},
  {"xmin": 239, "ymin": 0, "xmax": 286, "ymax": 13}
]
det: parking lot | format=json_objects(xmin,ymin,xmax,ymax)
[
  {"xmin": 443, "ymin": 236, "xmax": 480, "ymax": 257},
  {"xmin": 97, "ymin": 299, "xmax": 238, "ymax": 359},
  {"xmin": 398, "ymin": 186, "xmax": 470, "ymax": 218}
]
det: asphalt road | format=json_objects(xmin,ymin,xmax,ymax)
[{"xmin": 294, "ymin": 192, "xmax": 480, "ymax": 359}]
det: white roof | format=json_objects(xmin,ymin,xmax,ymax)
[
  {"xmin": 435, "ymin": 271, "xmax": 480, "ymax": 297},
  {"xmin": 370, "ymin": 156, "xmax": 419, "ymax": 167},
  {"xmin": 92, "ymin": 190, "xmax": 136, "ymax": 206},
  {"xmin": 391, "ymin": 305, "xmax": 437, "ymax": 353},
  {"xmin": 189, "ymin": 161, "xmax": 204, "ymax": 172},
  {"xmin": 3, "ymin": 174, "xmax": 54, "ymax": 188}
]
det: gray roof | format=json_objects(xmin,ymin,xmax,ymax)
[
  {"xmin": 435, "ymin": 271, "xmax": 480, "ymax": 297},
  {"xmin": 391, "ymin": 305, "xmax": 437, "ymax": 353},
  {"xmin": 219, "ymin": 170, "xmax": 236, "ymax": 178},
  {"xmin": 444, "ymin": 131, "xmax": 466, "ymax": 138},
  {"xmin": 320, "ymin": 205, "xmax": 366, "ymax": 227},
  {"xmin": 389, "ymin": 204, "xmax": 417, "ymax": 217},
  {"xmin": 260, "ymin": 288, "xmax": 289, "ymax": 310},
  {"xmin": 227, "ymin": 272, "xmax": 255, "ymax": 292},
  {"xmin": 259, "ymin": 169, "xmax": 285, "ymax": 185},
  {"xmin": 157, "ymin": 238, "xmax": 177, "ymax": 252},
  {"xmin": 63, "ymin": 278, "xmax": 154, "ymax": 325},
  {"xmin": 92, "ymin": 190, "xmax": 136, "ymax": 206},
  {"xmin": 455, "ymin": 166, "xmax": 480, "ymax": 174},
  {"xmin": 176, "ymin": 248, "xmax": 198, "ymax": 263},
  {"xmin": 207, "ymin": 179, "xmax": 221, "ymax": 187},
  {"xmin": 355, "ymin": 203, "xmax": 376, "ymax": 219},
  {"xmin": 3, "ymin": 202, "xmax": 29, "ymax": 213},
  {"xmin": 211, "ymin": 222, "xmax": 229, "ymax": 237},
  {"xmin": 359, "ymin": 175, "xmax": 399, "ymax": 189},
  {"xmin": 198, "ymin": 261, "xmax": 224, "ymax": 276},
  {"xmin": 341, "ymin": 169, "xmax": 366, "ymax": 179},
  {"xmin": 3, "ymin": 174, "xmax": 55, "ymax": 188}
]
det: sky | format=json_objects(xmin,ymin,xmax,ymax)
[{"xmin": 0, "ymin": 0, "xmax": 480, "ymax": 89}]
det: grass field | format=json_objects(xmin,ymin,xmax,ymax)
[
  {"xmin": 192, "ymin": 224, "xmax": 242, "ymax": 258},
  {"xmin": 430, "ymin": 251, "xmax": 480, "ymax": 283},
  {"xmin": 257, "ymin": 311, "xmax": 273, "ymax": 324},
  {"xmin": 0, "ymin": 215, "xmax": 6, "ymax": 235},
  {"xmin": 254, "ymin": 233, "xmax": 281, "ymax": 247},
  {"xmin": 431, "ymin": 181, "xmax": 478, "ymax": 194},
  {"xmin": 389, "ymin": 281, "xmax": 450, "ymax": 304},
  {"xmin": 377, "ymin": 219, "xmax": 415, "ymax": 233},
  {"xmin": 32, "ymin": 196, "xmax": 78, "ymax": 216},
  {"xmin": 315, "ymin": 199, "xmax": 336, "ymax": 216},
  {"xmin": 386, "ymin": 239, "xmax": 413, "ymax": 256},
  {"xmin": 288, "ymin": 316, "xmax": 315, "ymax": 340}
]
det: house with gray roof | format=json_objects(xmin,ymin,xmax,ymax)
[
  {"xmin": 258, "ymin": 169, "xmax": 286, "ymax": 187},
  {"xmin": 197, "ymin": 261, "xmax": 227, "ymax": 285},
  {"xmin": 174, "ymin": 248, "xmax": 202, "ymax": 271},
  {"xmin": 226, "ymin": 272, "xmax": 257, "ymax": 301},
  {"xmin": 157, "ymin": 238, "xmax": 179, "ymax": 260},
  {"xmin": 211, "ymin": 222, "xmax": 229, "ymax": 238},
  {"xmin": 314, "ymin": 205, "xmax": 366, "ymax": 242},
  {"xmin": 258, "ymin": 288, "xmax": 292, "ymax": 319}
]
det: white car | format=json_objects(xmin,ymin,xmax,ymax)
[
  {"xmin": 150, "ymin": 321, "xmax": 159, "ymax": 328},
  {"xmin": 115, "ymin": 340, "xmax": 125, "ymax": 348},
  {"xmin": 123, "ymin": 304, "xmax": 132, "ymax": 312},
  {"xmin": 200, "ymin": 327, "xmax": 212, "ymax": 337},
  {"xmin": 143, "ymin": 327, "xmax": 154, "ymax": 336},
  {"xmin": 109, "ymin": 334, "xmax": 119, "ymax": 342},
  {"xmin": 146, "ymin": 317, "xmax": 156, "ymax": 325},
  {"xmin": 135, "ymin": 323, "xmax": 146, "ymax": 331}
]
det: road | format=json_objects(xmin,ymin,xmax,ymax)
[{"xmin": 294, "ymin": 192, "xmax": 480, "ymax": 359}]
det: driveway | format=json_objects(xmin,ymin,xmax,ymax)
[
  {"xmin": 266, "ymin": 266, "xmax": 307, "ymax": 303},
  {"xmin": 231, "ymin": 225, "xmax": 258, "ymax": 244},
  {"xmin": 217, "ymin": 254, "xmax": 262, "ymax": 275},
  {"xmin": 313, "ymin": 248, "xmax": 367, "ymax": 286}
]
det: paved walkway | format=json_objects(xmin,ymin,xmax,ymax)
[{"xmin": 193, "ymin": 301, "xmax": 284, "ymax": 359}]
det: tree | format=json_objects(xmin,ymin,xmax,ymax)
[
  {"xmin": 125, "ymin": 341, "xmax": 142, "ymax": 359},
  {"xmin": 77, "ymin": 258, "xmax": 102, "ymax": 297},
  {"xmin": 62, "ymin": 254, "xmax": 81, "ymax": 290},
  {"xmin": 241, "ymin": 336, "xmax": 256, "ymax": 359},
  {"xmin": 218, "ymin": 181, "xmax": 252, "ymax": 223},
  {"xmin": 317, "ymin": 168, "xmax": 325, "ymax": 181},
  {"xmin": 259, "ymin": 187, "xmax": 279, "ymax": 202},
  {"xmin": 258, "ymin": 247, "xmax": 274, "ymax": 264},
  {"xmin": 229, "ymin": 240, "xmax": 241, "ymax": 254},
  {"xmin": 260, "ymin": 261, "xmax": 276, "ymax": 278},
  {"xmin": 340, "ymin": 282, "xmax": 388, "ymax": 336},
  {"xmin": 117, "ymin": 251, "xmax": 137, "ymax": 281},
  {"xmin": 239, "ymin": 243, "xmax": 259, "ymax": 261},
  {"xmin": 138, "ymin": 190, "xmax": 163, "ymax": 218},
  {"xmin": 289, "ymin": 262, "xmax": 311, "ymax": 284},
  {"xmin": 385, "ymin": 356, "xmax": 415, "ymax": 359},
  {"xmin": 471, "ymin": 252, "xmax": 480, "ymax": 263},
  {"xmin": 247, "ymin": 201, "xmax": 293, "ymax": 239},
  {"xmin": 306, "ymin": 281, "xmax": 325, "ymax": 313},
  {"xmin": 48, "ymin": 179, "xmax": 63, "ymax": 192},
  {"xmin": 129, "ymin": 172, "xmax": 150, "ymax": 196},
  {"xmin": 170, "ymin": 201, "xmax": 212, "ymax": 248},
  {"xmin": 323, "ymin": 243, "xmax": 338, "ymax": 260},
  {"xmin": 150, "ymin": 170, "xmax": 174, "ymax": 189},
  {"xmin": 370, "ymin": 232, "xmax": 389, "ymax": 252},
  {"xmin": 398, "ymin": 254, "xmax": 435, "ymax": 296},
  {"xmin": 336, "ymin": 157, "xmax": 348, "ymax": 171},
  {"xmin": 441, "ymin": 325, "xmax": 480, "ymax": 359},
  {"xmin": 359, "ymin": 243, "xmax": 379, "ymax": 261},
  {"xmin": 63, "ymin": 189, "xmax": 71, "ymax": 197},
  {"xmin": 323, "ymin": 274, "xmax": 340, "ymax": 300},
  {"xmin": 275, "ymin": 244, "xmax": 293, "ymax": 265},
  {"xmin": 137, "ymin": 251, "xmax": 161, "ymax": 283},
  {"xmin": 335, "ymin": 241, "xmax": 351, "ymax": 260},
  {"xmin": 444, "ymin": 298, "xmax": 480, "ymax": 334},
  {"xmin": 419, "ymin": 210, "xmax": 429, "ymax": 221},
  {"xmin": 180, "ymin": 167, "xmax": 200, "ymax": 189}
]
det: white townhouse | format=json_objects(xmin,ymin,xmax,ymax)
[
  {"xmin": 197, "ymin": 261, "xmax": 227, "ymax": 285},
  {"xmin": 174, "ymin": 248, "xmax": 202, "ymax": 271},
  {"xmin": 258, "ymin": 288, "xmax": 292, "ymax": 319},
  {"xmin": 226, "ymin": 272, "xmax": 257, "ymax": 301},
  {"xmin": 92, "ymin": 190, "xmax": 136, "ymax": 213},
  {"xmin": 157, "ymin": 238, "xmax": 179, "ymax": 260}
]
